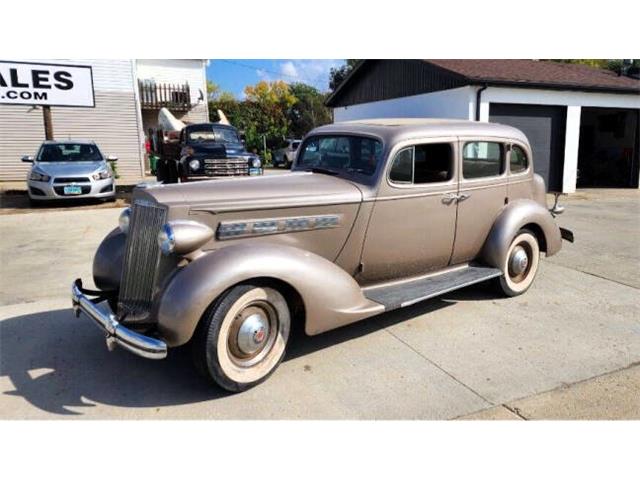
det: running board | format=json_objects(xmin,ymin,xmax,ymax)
[{"xmin": 363, "ymin": 264, "xmax": 503, "ymax": 311}]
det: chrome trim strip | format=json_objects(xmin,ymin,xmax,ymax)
[
  {"xmin": 217, "ymin": 214, "xmax": 342, "ymax": 240},
  {"xmin": 71, "ymin": 282, "xmax": 167, "ymax": 360}
]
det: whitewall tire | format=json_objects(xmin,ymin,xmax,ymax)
[
  {"xmin": 498, "ymin": 230, "xmax": 540, "ymax": 297},
  {"xmin": 192, "ymin": 283, "xmax": 291, "ymax": 392}
]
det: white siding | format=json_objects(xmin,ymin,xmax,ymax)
[
  {"xmin": 0, "ymin": 59, "xmax": 145, "ymax": 181},
  {"xmin": 333, "ymin": 87, "xmax": 474, "ymax": 122},
  {"xmin": 136, "ymin": 59, "xmax": 209, "ymax": 124},
  {"xmin": 50, "ymin": 91, "xmax": 144, "ymax": 179},
  {"xmin": 0, "ymin": 105, "xmax": 45, "ymax": 180}
]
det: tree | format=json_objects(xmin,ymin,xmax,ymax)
[
  {"xmin": 550, "ymin": 59, "xmax": 640, "ymax": 73},
  {"xmin": 288, "ymin": 82, "xmax": 332, "ymax": 138},
  {"xmin": 329, "ymin": 60, "xmax": 360, "ymax": 92},
  {"xmin": 206, "ymin": 80, "xmax": 220, "ymax": 100}
]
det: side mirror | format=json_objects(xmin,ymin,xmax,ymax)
[
  {"xmin": 21, "ymin": 155, "xmax": 34, "ymax": 163},
  {"xmin": 106, "ymin": 155, "xmax": 118, "ymax": 162}
]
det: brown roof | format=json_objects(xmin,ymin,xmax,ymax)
[{"xmin": 427, "ymin": 59, "xmax": 640, "ymax": 93}]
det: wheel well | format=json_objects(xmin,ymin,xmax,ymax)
[
  {"xmin": 234, "ymin": 277, "xmax": 306, "ymax": 332},
  {"xmin": 521, "ymin": 223, "xmax": 547, "ymax": 252}
]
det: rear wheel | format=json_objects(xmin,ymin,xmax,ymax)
[
  {"xmin": 192, "ymin": 283, "xmax": 291, "ymax": 392},
  {"xmin": 497, "ymin": 229, "xmax": 540, "ymax": 297}
]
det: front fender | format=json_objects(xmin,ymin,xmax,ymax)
[
  {"xmin": 155, "ymin": 243, "xmax": 384, "ymax": 346},
  {"xmin": 92, "ymin": 228, "xmax": 126, "ymax": 291},
  {"xmin": 481, "ymin": 199, "xmax": 562, "ymax": 270}
]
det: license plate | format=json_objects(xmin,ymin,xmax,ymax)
[
  {"xmin": 63, "ymin": 185, "xmax": 82, "ymax": 195},
  {"xmin": 249, "ymin": 168, "xmax": 261, "ymax": 175}
]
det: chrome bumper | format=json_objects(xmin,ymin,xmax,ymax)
[{"xmin": 71, "ymin": 280, "xmax": 167, "ymax": 360}]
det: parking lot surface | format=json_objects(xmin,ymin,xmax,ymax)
[{"xmin": 0, "ymin": 189, "xmax": 638, "ymax": 419}]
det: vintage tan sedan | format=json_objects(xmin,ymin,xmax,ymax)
[{"xmin": 72, "ymin": 118, "xmax": 573, "ymax": 392}]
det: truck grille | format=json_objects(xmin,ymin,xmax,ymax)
[
  {"xmin": 118, "ymin": 199, "xmax": 167, "ymax": 322},
  {"xmin": 204, "ymin": 157, "xmax": 249, "ymax": 176}
]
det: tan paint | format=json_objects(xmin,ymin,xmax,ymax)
[
  {"xmin": 360, "ymin": 137, "xmax": 459, "ymax": 283},
  {"xmin": 89, "ymin": 119, "xmax": 567, "ymax": 350}
]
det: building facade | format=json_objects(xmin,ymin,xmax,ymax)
[
  {"xmin": 327, "ymin": 60, "xmax": 640, "ymax": 193},
  {"xmin": 0, "ymin": 59, "xmax": 209, "ymax": 181}
]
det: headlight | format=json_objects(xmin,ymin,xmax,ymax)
[
  {"xmin": 158, "ymin": 221, "xmax": 214, "ymax": 255},
  {"xmin": 29, "ymin": 171, "xmax": 50, "ymax": 182},
  {"xmin": 158, "ymin": 224, "xmax": 176, "ymax": 255},
  {"xmin": 189, "ymin": 159, "xmax": 201, "ymax": 171},
  {"xmin": 93, "ymin": 169, "xmax": 112, "ymax": 180},
  {"xmin": 118, "ymin": 207, "xmax": 131, "ymax": 234},
  {"xmin": 251, "ymin": 157, "xmax": 261, "ymax": 168}
]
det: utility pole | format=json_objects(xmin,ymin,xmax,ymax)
[{"xmin": 42, "ymin": 106, "xmax": 54, "ymax": 140}]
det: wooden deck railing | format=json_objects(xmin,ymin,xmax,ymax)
[{"xmin": 138, "ymin": 80, "xmax": 192, "ymax": 110}]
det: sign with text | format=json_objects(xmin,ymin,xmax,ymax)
[{"xmin": 0, "ymin": 61, "xmax": 95, "ymax": 107}]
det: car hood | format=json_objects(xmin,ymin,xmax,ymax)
[
  {"xmin": 34, "ymin": 161, "xmax": 105, "ymax": 177},
  {"xmin": 139, "ymin": 172, "xmax": 363, "ymax": 213}
]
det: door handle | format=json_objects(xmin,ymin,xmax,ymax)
[
  {"xmin": 457, "ymin": 193, "xmax": 471, "ymax": 202},
  {"xmin": 441, "ymin": 193, "xmax": 458, "ymax": 204}
]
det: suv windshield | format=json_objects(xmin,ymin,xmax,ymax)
[
  {"xmin": 38, "ymin": 143, "xmax": 103, "ymax": 162},
  {"xmin": 295, "ymin": 135, "xmax": 382, "ymax": 177},
  {"xmin": 187, "ymin": 126, "xmax": 240, "ymax": 144}
]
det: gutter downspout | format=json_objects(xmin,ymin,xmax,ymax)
[{"xmin": 475, "ymin": 84, "xmax": 488, "ymax": 121}]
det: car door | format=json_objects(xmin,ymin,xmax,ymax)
[
  {"xmin": 450, "ymin": 137, "xmax": 509, "ymax": 264},
  {"xmin": 359, "ymin": 138, "xmax": 459, "ymax": 284}
]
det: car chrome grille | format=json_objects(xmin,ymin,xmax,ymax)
[
  {"xmin": 203, "ymin": 157, "xmax": 249, "ymax": 176},
  {"xmin": 118, "ymin": 200, "xmax": 167, "ymax": 322}
]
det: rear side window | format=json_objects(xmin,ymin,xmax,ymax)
[
  {"xmin": 462, "ymin": 141, "xmax": 504, "ymax": 179},
  {"xmin": 389, "ymin": 143, "xmax": 453, "ymax": 184},
  {"xmin": 510, "ymin": 145, "xmax": 528, "ymax": 173}
]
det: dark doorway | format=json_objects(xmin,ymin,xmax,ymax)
[
  {"xmin": 490, "ymin": 103, "xmax": 567, "ymax": 192},
  {"xmin": 577, "ymin": 107, "xmax": 639, "ymax": 188}
]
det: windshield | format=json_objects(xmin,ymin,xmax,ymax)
[
  {"xmin": 296, "ymin": 135, "xmax": 383, "ymax": 177},
  {"xmin": 37, "ymin": 143, "xmax": 103, "ymax": 162},
  {"xmin": 187, "ymin": 126, "xmax": 240, "ymax": 144}
]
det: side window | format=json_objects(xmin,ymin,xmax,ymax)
[
  {"xmin": 462, "ymin": 141, "xmax": 504, "ymax": 179},
  {"xmin": 389, "ymin": 148, "xmax": 413, "ymax": 183},
  {"xmin": 510, "ymin": 145, "xmax": 528, "ymax": 173},
  {"xmin": 389, "ymin": 143, "xmax": 453, "ymax": 184},
  {"xmin": 414, "ymin": 143, "xmax": 453, "ymax": 183}
]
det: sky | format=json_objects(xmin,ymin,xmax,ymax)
[{"xmin": 207, "ymin": 59, "xmax": 345, "ymax": 98}]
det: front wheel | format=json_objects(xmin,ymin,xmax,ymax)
[
  {"xmin": 497, "ymin": 229, "xmax": 540, "ymax": 297},
  {"xmin": 192, "ymin": 283, "xmax": 291, "ymax": 392}
]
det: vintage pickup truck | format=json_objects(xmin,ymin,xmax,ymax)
[
  {"xmin": 72, "ymin": 118, "xmax": 573, "ymax": 392},
  {"xmin": 155, "ymin": 122, "xmax": 262, "ymax": 183}
]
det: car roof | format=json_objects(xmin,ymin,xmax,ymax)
[
  {"xmin": 41, "ymin": 139, "xmax": 97, "ymax": 145},
  {"xmin": 310, "ymin": 118, "xmax": 530, "ymax": 145},
  {"xmin": 186, "ymin": 123, "xmax": 237, "ymax": 130}
]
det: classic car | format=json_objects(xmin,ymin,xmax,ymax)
[
  {"xmin": 22, "ymin": 140, "xmax": 117, "ymax": 204},
  {"xmin": 72, "ymin": 118, "xmax": 573, "ymax": 392},
  {"xmin": 155, "ymin": 123, "xmax": 262, "ymax": 183}
]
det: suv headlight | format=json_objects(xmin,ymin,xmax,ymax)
[
  {"xmin": 251, "ymin": 157, "xmax": 261, "ymax": 168},
  {"xmin": 29, "ymin": 171, "xmax": 50, "ymax": 182},
  {"xmin": 93, "ymin": 169, "xmax": 112, "ymax": 180},
  {"xmin": 119, "ymin": 207, "xmax": 131, "ymax": 234}
]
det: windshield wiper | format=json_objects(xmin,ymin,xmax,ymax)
[{"xmin": 306, "ymin": 167, "xmax": 339, "ymax": 176}]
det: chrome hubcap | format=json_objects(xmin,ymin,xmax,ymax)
[
  {"xmin": 509, "ymin": 246, "xmax": 529, "ymax": 277},
  {"xmin": 236, "ymin": 312, "xmax": 270, "ymax": 356}
]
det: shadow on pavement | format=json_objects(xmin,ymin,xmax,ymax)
[{"xmin": 0, "ymin": 283, "xmax": 499, "ymax": 416}]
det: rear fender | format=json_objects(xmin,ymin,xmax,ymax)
[
  {"xmin": 155, "ymin": 243, "xmax": 384, "ymax": 346},
  {"xmin": 481, "ymin": 199, "xmax": 562, "ymax": 270}
]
